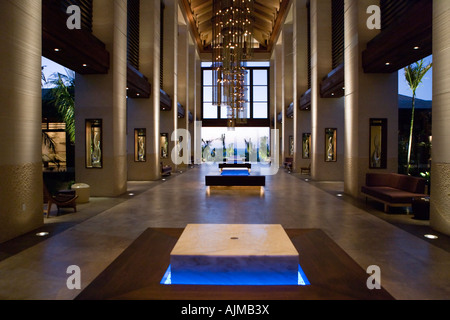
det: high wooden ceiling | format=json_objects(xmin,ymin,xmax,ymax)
[{"xmin": 180, "ymin": 0, "xmax": 291, "ymax": 53}]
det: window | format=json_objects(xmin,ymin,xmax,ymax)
[{"xmin": 202, "ymin": 62, "xmax": 270, "ymax": 124}]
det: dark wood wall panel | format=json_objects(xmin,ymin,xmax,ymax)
[
  {"xmin": 127, "ymin": 0, "xmax": 140, "ymax": 70},
  {"xmin": 381, "ymin": 0, "xmax": 419, "ymax": 31},
  {"xmin": 331, "ymin": 0, "xmax": 344, "ymax": 70}
]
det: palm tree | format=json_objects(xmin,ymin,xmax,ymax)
[
  {"xmin": 404, "ymin": 59, "xmax": 432, "ymax": 175},
  {"xmin": 47, "ymin": 69, "xmax": 76, "ymax": 144}
]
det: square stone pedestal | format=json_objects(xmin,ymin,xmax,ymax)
[{"xmin": 170, "ymin": 224, "xmax": 300, "ymax": 285}]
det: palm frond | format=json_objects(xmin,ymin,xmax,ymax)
[{"xmin": 48, "ymin": 70, "xmax": 76, "ymax": 144}]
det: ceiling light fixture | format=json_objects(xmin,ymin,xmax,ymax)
[
  {"xmin": 36, "ymin": 232, "xmax": 49, "ymax": 237},
  {"xmin": 413, "ymin": 46, "xmax": 420, "ymax": 50},
  {"xmin": 212, "ymin": 0, "xmax": 254, "ymax": 129},
  {"xmin": 424, "ymin": 234, "xmax": 438, "ymax": 240}
]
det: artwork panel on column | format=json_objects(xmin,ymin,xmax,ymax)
[
  {"xmin": 369, "ymin": 119, "xmax": 388, "ymax": 169},
  {"xmin": 302, "ymin": 133, "xmax": 311, "ymax": 159},
  {"xmin": 135, "ymin": 129, "xmax": 146, "ymax": 162},
  {"xmin": 86, "ymin": 119, "xmax": 103, "ymax": 169},
  {"xmin": 289, "ymin": 136, "xmax": 294, "ymax": 156},
  {"xmin": 325, "ymin": 128, "xmax": 337, "ymax": 162},
  {"xmin": 160, "ymin": 133, "xmax": 169, "ymax": 159}
]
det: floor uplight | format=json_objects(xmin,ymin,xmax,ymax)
[{"xmin": 36, "ymin": 232, "xmax": 49, "ymax": 237}]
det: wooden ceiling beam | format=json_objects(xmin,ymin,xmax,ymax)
[
  {"xmin": 181, "ymin": 0, "xmax": 292, "ymax": 53},
  {"xmin": 253, "ymin": 11, "xmax": 275, "ymax": 26},
  {"xmin": 191, "ymin": 0, "xmax": 211, "ymax": 12},
  {"xmin": 254, "ymin": 2, "xmax": 277, "ymax": 16},
  {"xmin": 266, "ymin": 0, "xmax": 291, "ymax": 52},
  {"xmin": 180, "ymin": 0, "xmax": 208, "ymax": 52}
]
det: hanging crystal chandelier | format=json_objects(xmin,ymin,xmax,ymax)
[{"xmin": 212, "ymin": 0, "xmax": 254, "ymax": 128}]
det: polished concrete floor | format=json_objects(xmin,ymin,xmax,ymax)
[{"xmin": 0, "ymin": 165, "xmax": 449, "ymax": 300}]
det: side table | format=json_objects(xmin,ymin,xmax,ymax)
[{"xmin": 412, "ymin": 197, "xmax": 430, "ymax": 220}]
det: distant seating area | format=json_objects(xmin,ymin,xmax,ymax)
[
  {"xmin": 301, "ymin": 164, "xmax": 311, "ymax": 175},
  {"xmin": 161, "ymin": 162, "xmax": 173, "ymax": 176},
  {"xmin": 284, "ymin": 157, "xmax": 293, "ymax": 171},
  {"xmin": 361, "ymin": 173, "xmax": 428, "ymax": 213}
]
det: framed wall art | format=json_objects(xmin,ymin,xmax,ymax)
[
  {"xmin": 289, "ymin": 136, "xmax": 294, "ymax": 156},
  {"xmin": 369, "ymin": 118, "xmax": 387, "ymax": 169},
  {"xmin": 85, "ymin": 119, "xmax": 103, "ymax": 168},
  {"xmin": 325, "ymin": 128, "xmax": 337, "ymax": 162},
  {"xmin": 135, "ymin": 129, "xmax": 146, "ymax": 162},
  {"xmin": 302, "ymin": 133, "xmax": 311, "ymax": 159},
  {"xmin": 160, "ymin": 133, "xmax": 169, "ymax": 159}
]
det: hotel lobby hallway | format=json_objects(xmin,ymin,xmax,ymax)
[{"xmin": 0, "ymin": 165, "xmax": 448, "ymax": 300}]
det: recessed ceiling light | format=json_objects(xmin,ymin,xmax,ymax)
[
  {"xmin": 414, "ymin": 46, "xmax": 420, "ymax": 50},
  {"xmin": 336, "ymin": 193, "xmax": 343, "ymax": 197},
  {"xmin": 82, "ymin": 64, "xmax": 87, "ymax": 67},
  {"xmin": 385, "ymin": 62, "xmax": 391, "ymax": 66},
  {"xmin": 424, "ymin": 234, "xmax": 438, "ymax": 240},
  {"xmin": 54, "ymin": 48, "xmax": 60, "ymax": 52},
  {"xmin": 36, "ymin": 232, "xmax": 49, "ymax": 237}
]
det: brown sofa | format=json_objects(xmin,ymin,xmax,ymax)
[{"xmin": 361, "ymin": 173, "xmax": 428, "ymax": 213}]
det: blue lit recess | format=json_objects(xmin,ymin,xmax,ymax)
[{"xmin": 160, "ymin": 265, "xmax": 310, "ymax": 286}]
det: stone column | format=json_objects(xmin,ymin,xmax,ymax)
[
  {"xmin": 344, "ymin": 0, "xmax": 398, "ymax": 198},
  {"xmin": 283, "ymin": 25, "xmax": 294, "ymax": 164},
  {"xmin": 430, "ymin": 0, "xmax": 450, "ymax": 235},
  {"xmin": 0, "ymin": 0, "xmax": 43, "ymax": 243},
  {"xmin": 275, "ymin": 41, "xmax": 285, "ymax": 163},
  {"xmin": 75, "ymin": 0, "xmax": 128, "ymax": 196},
  {"xmin": 188, "ymin": 37, "xmax": 196, "ymax": 164},
  {"xmin": 310, "ymin": 0, "xmax": 345, "ymax": 181},
  {"xmin": 194, "ymin": 52, "xmax": 202, "ymax": 165},
  {"xmin": 177, "ymin": 23, "xmax": 189, "ymax": 169},
  {"xmin": 292, "ymin": 0, "xmax": 311, "ymax": 173},
  {"xmin": 127, "ymin": 0, "xmax": 161, "ymax": 181},
  {"xmin": 161, "ymin": 0, "xmax": 178, "ymax": 169}
]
